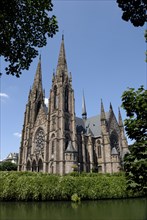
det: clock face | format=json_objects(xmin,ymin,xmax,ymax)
[{"xmin": 35, "ymin": 128, "xmax": 45, "ymax": 150}]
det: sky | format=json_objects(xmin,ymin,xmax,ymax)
[{"xmin": 0, "ymin": 1, "xmax": 146, "ymax": 160}]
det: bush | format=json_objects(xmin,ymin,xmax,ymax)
[
  {"xmin": 0, "ymin": 161, "xmax": 17, "ymax": 171},
  {"xmin": 71, "ymin": 193, "xmax": 81, "ymax": 202},
  {"xmin": 0, "ymin": 171, "xmax": 143, "ymax": 201}
]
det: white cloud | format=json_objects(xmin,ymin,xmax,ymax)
[
  {"xmin": 0, "ymin": 93, "xmax": 9, "ymax": 98},
  {"xmin": 13, "ymin": 132, "xmax": 22, "ymax": 138},
  {"xmin": 44, "ymin": 98, "xmax": 48, "ymax": 107}
]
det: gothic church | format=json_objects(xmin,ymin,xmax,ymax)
[{"xmin": 18, "ymin": 36, "xmax": 128, "ymax": 175}]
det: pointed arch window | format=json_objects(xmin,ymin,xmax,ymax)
[
  {"xmin": 32, "ymin": 160, "xmax": 37, "ymax": 172},
  {"xmin": 54, "ymin": 86, "xmax": 58, "ymax": 109},
  {"xmin": 65, "ymin": 134, "xmax": 70, "ymax": 150},
  {"xmin": 61, "ymin": 71, "xmax": 64, "ymax": 83},
  {"xmin": 98, "ymin": 145, "xmax": 102, "ymax": 158},
  {"xmin": 51, "ymin": 165, "xmax": 54, "ymax": 174},
  {"xmin": 35, "ymin": 128, "xmax": 45, "ymax": 151},
  {"xmin": 26, "ymin": 160, "xmax": 31, "ymax": 171},
  {"xmin": 65, "ymin": 117, "xmax": 69, "ymax": 130},
  {"xmin": 52, "ymin": 115, "xmax": 56, "ymax": 130},
  {"xmin": 38, "ymin": 159, "xmax": 43, "ymax": 172},
  {"xmin": 52, "ymin": 140, "xmax": 55, "ymax": 154},
  {"xmin": 35, "ymin": 100, "xmax": 41, "ymax": 121},
  {"xmin": 65, "ymin": 86, "xmax": 68, "ymax": 112},
  {"xmin": 110, "ymin": 130, "xmax": 119, "ymax": 151},
  {"xmin": 97, "ymin": 140, "xmax": 102, "ymax": 158},
  {"xmin": 51, "ymin": 134, "xmax": 55, "ymax": 156}
]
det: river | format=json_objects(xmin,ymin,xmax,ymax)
[{"xmin": 0, "ymin": 198, "xmax": 146, "ymax": 220}]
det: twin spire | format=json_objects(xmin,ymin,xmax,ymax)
[
  {"xmin": 56, "ymin": 34, "xmax": 68, "ymax": 76},
  {"xmin": 32, "ymin": 54, "xmax": 43, "ymax": 93},
  {"xmin": 33, "ymin": 34, "xmax": 68, "ymax": 91},
  {"xmin": 32, "ymin": 36, "xmax": 123, "ymax": 127}
]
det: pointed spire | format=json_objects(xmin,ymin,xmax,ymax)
[
  {"xmin": 109, "ymin": 102, "xmax": 114, "ymax": 118},
  {"xmin": 28, "ymin": 87, "xmax": 32, "ymax": 100},
  {"xmin": 118, "ymin": 107, "xmax": 123, "ymax": 127},
  {"xmin": 56, "ymin": 35, "xmax": 68, "ymax": 76},
  {"xmin": 32, "ymin": 56, "xmax": 43, "ymax": 92},
  {"xmin": 82, "ymin": 90, "xmax": 87, "ymax": 120},
  {"xmin": 39, "ymin": 54, "xmax": 41, "ymax": 61},
  {"xmin": 101, "ymin": 99, "xmax": 106, "ymax": 121},
  {"xmin": 110, "ymin": 102, "xmax": 113, "ymax": 111},
  {"xmin": 52, "ymin": 69, "xmax": 55, "ymax": 82},
  {"xmin": 62, "ymin": 33, "xmax": 64, "ymax": 40}
]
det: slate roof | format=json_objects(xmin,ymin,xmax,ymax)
[{"xmin": 76, "ymin": 112, "xmax": 110, "ymax": 137}]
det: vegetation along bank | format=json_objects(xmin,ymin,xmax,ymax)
[{"xmin": 0, "ymin": 171, "xmax": 145, "ymax": 202}]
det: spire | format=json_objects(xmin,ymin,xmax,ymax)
[
  {"xmin": 56, "ymin": 35, "xmax": 68, "ymax": 76},
  {"xmin": 52, "ymin": 69, "xmax": 55, "ymax": 82},
  {"xmin": 110, "ymin": 102, "xmax": 113, "ymax": 111},
  {"xmin": 100, "ymin": 99, "xmax": 106, "ymax": 121},
  {"xmin": 62, "ymin": 33, "xmax": 64, "ymax": 40},
  {"xmin": 82, "ymin": 90, "xmax": 87, "ymax": 120},
  {"xmin": 32, "ymin": 56, "xmax": 43, "ymax": 92},
  {"xmin": 28, "ymin": 87, "xmax": 32, "ymax": 101},
  {"xmin": 109, "ymin": 102, "xmax": 114, "ymax": 117},
  {"xmin": 118, "ymin": 107, "xmax": 123, "ymax": 127}
]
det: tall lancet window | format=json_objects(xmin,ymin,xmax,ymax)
[
  {"xmin": 65, "ymin": 86, "xmax": 68, "ymax": 112},
  {"xmin": 110, "ymin": 130, "xmax": 119, "ymax": 152},
  {"xmin": 97, "ymin": 140, "xmax": 102, "ymax": 158},
  {"xmin": 54, "ymin": 86, "xmax": 58, "ymax": 109},
  {"xmin": 61, "ymin": 71, "xmax": 64, "ymax": 83}
]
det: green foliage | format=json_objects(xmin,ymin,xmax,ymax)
[
  {"xmin": 0, "ymin": 171, "xmax": 143, "ymax": 201},
  {"xmin": 145, "ymin": 30, "xmax": 147, "ymax": 62},
  {"xmin": 122, "ymin": 86, "xmax": 147, "ymax": 195},
  {"xmin": 122, "ymin": 86, "xmax": 147, "ymax": 142},
  {"xmin": 117, "ymin": 0, "xmax": 147, "ymax": 27},
  {"xmin": 71, "ymin": 193, "xmax": 81, "ymax": 203},
  {"xmin": 0, "ymin": 161, "xmax": 17, "ymax": 171},
  {"xmin": 0, "ymin": 0, "xmax": 58, "ymax": 77}
]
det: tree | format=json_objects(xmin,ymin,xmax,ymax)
[
  {"xmin": 145, "ymin": 30, "xmax": 147, "ymax": 62},
  {"xmin": 121, "ymin": 86, "xmax": 147, "ymax": 195},
  {"xmin": 0, "ymin": 0, "xmax": 58, "ymax": 77},
  {"xmin": 0, "ymin": 161, "xmax": 17, "ymax": 171},
  {"xmin": 117, "ymin": 0, "xmax": 147, "ymax": 27}
]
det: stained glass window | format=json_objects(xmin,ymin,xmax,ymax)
[{"xmin": 35, "ymin": 128, "xmax": 45, "ymax": 150}]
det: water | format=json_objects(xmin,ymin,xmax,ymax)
[{"xmin": 0, "ymin": 198, "xmax": 146, "ymax": 220}]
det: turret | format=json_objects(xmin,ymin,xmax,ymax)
[
  {"xmin": 118, "ymin": 107, "xmax": 123, "ymax": 128},
  {"xmin": 100, "ymin": 99, "xmax": 106, "ymax": 126}
]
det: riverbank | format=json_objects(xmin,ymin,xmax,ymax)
[{"xmin": 0, "ymin": 171, "xmax": 143, "ymax": 201}]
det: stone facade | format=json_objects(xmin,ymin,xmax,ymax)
[{"xmin": 18, "ymin": 36, "xmax": 128, "ymax": 175}]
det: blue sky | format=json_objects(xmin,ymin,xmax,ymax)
[{"xmin": 0, "ymin": 1, "xmax": 146, "ymax": 160}]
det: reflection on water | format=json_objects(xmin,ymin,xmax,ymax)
[{"xmin": 0, "ymin": 198, "xmax": 146, "ymax": 220}]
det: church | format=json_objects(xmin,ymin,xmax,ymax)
[{"xmin": 18, "ymin": 36, "xmax": 128, "ymax": 175}]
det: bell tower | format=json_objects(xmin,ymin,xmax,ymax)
[
  {"xmin": 18, "ymin": 56, "xmax": 45, "ymax": 171},
  {"xmin": 47, "ymin": 35, "xmax": 77, "ymax": 175}
]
